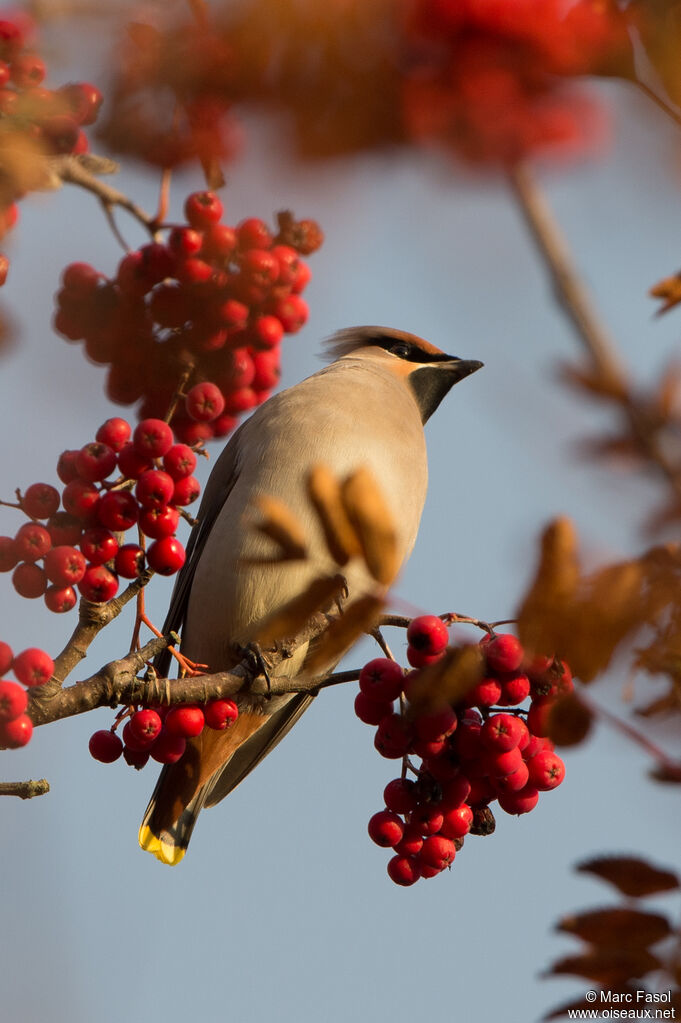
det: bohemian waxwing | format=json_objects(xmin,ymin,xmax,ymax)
[{"xmin": 139, "ymin": 326, "xmax": 482, "ymax": 864}]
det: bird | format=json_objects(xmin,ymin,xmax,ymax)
[{"xmin": 139, "ymin": 326, "xmax": 482, "ymax": 864}]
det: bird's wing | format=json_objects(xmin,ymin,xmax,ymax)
[{"xmin": 153, "ymin": 420, "xmax": 247, "ymax": 679}]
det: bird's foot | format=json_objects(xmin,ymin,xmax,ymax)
[
  {"xmin": 237, "ymin": 642, "xmax": 275, "ymax": 696},
  {"xmin": 138, "ymin": 611, "xmax": 208, "ymax": 676}
]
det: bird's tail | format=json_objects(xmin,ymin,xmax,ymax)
[
  {"xmin": 139, "ymin": 694, "xmax": 314, "ymax": 865},
  {"xmin": 139, "ymin": 769, "xmax": 209, "ymax": 866}
]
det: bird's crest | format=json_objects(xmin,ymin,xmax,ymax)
[{"xmin": 323, "ymin": 326, "xmax": 441, "ymax": 362}]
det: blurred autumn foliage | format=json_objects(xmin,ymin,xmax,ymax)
[
  {"xmin": 3, "ymin": 0, "xmax": 681, "ymax": 1012},
  {"xmin": 545, "ymin": 856, "xmax": 681, "ymax": 1019}
]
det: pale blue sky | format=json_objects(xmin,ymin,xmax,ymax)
[{"xmin": 2, "ymin": 14, "xmax": 681, "ymax": 1023}]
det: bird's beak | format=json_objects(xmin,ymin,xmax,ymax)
[{"xmin": 409, "ymin": 357, "xmax": 484, "ymax": 424}]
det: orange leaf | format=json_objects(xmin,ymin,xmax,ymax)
[
  {"xmin": 304, "ymin": 593, "xmax": 384, "ymax": 673},
  {"xmin": 557, "ymin": 907, "xmax": 671, "ymax": 949},
  {"xmin": 256, "ymin": 574, "xmax": 346, "ymax": 645},
  {"xmin": 307, "ymin": 464, "xmax": 362, "ymax": 566},
  {"xmin": 340, "ymin": 467, "xmax": 398, "ymax": 585}
]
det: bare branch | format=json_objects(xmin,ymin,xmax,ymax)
[
  {"xmin": 0, "ymin": 779, "xmax": 50, "ymax": 799},
  {"xmin": 51, "ymin": 154, "xmax": 159, "ymax": 242}
]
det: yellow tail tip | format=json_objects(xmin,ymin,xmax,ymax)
[{"xmin": 138, "ymin": 824, "xmax": 186, "ymax": 866}]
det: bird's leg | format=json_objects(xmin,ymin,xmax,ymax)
[
  {"xmin": 236, "ymin": 642, "xmax": 276, "ymax": 697},
  {"xmin": 137, "ymin": 610, "xmax": 208, "ymax": 676}
]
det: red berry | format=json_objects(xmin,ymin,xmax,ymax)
[
  {"xmin": 57, "ymin": 449, "xmax": 81, "ymax": 484},
  {"xmin": 202, "ymin": 223, "xmax": 236, "ymax": 259},
  {"xmin": 185, "ymin": 381, "xmax": 225, "ymax": 422},
  {"xmin": 97, "ymin": 491, "xmax": 138, "ymax": 532},
  {"xmin": 114, "ymin": 544, "xmax": 146, "ymax": 579},
  {"xmin": 489, "ymin": 747, "xmax": 524, "ymax": 777},
  {"xmin": 78, "ymin": 565, "xmax": 118, "ymax": 602},
  {"xmin": 374, "ymin": 713, "xmax": 414, "ymax": 758},
  {"xmin": 47, "ymin": 512, "xmax": 82, "ymax": 547},
  {"xmin": 0, "ymin": 535, "xmax": 18, "ymax": 571},
  {"xmin": 12, "ymin": 647, "xmax": 54, "ymax": 687},
  {"xmin": 527, "ymin": 751, "xmax": 566, "ymax": 791},
  {"xmin": 79, "ymin": 528, "xmax": 118, "ymax": 566},
  {"xmin": 58, "ymin": 82, "xmax": 103, "ymax": 125},
  {"xmin": 123, "ymin": 746, "xmax": 150, "ymax": 769},
  {"xmin": 414, "ymin": 705, "xmax": 457, "ymax": 742},
  {"xmin": 44, "ymin": 545, "xmax": 86, "ymax": 586},
  {"xmin": 61, "ymin": 261, "xmax": 100, "ymax": 294},
  {"xmin": 251, "ymin": 314, "xmax": 284, "ymax": 350},
  {"xmin": 501, "ymin": 673, "xmax": 531, "ymax": 705},
  {"xmin": 133, "ymin": 419, "xmax": 174, "ymax": 459},
  {"xmin": 75, "ymin": 442, "xmax": 117, "ymax": 481},
  {"xmin": 150, "ymin": 729, "xmax": 186, "ymax": 764},
  {"xmin": 214, "ymin": 297, "xmax": 249, "ymax": 330},
  {"xmin": 122, "ymin": 720, "xmax": 153, "ymax": 752},
  {"xmin": 62, "ymin": 479, "xmax": 100, "ymax": 520},
  {"xmin": 0, "ymin": 679, "xmax": 26, "ymax": 720},
  {"xmin": 21, "ymin": 482, "xmax": 60, "ymax": 520},
  {"xmin": 394, "ymin": 824, "xmax": 424, "ymax": 857},
  {"xmin": 497, "ymin": 784, "xmax": 540, "ymax": 815},
  {"xmin": 147, "ymin": 537, "xmax": 186, "ymax": 575},
  {"xmin": 407, "ymin": 805, "xmax": 444, "ymax": 836},
  {"xmin": 467, "ymin": 777, "xmax": 496, "ymax": 806},
  {"xmin": 163, "ymin": 444, "xmax": 197, "ymax": 480},
  {"xmin": 468, "ymin": 677, "xmax": 502, "ymax": 708},
  {"xmin": 204, "ymin": 699, "xmax": 239, "ymax": 730},
  {"xmin": 236, "ymin": 217, "xmax": 272, "ymax": 250},
  {"xmin": 117, "ymin": 442, "xmax": 153, "ymax": 479},
  {"xmin": 354, "ymin": 691, "xmax": 393, "ymax": 725},
  {"xmin": 407, "ymin": 615, "xmax": 449, "ymax": 655},
  {"xmin": 168, "ymin": 226, "xmax": 203, "ymax": 258},
  {"xmin": 419, "ymin": 835, "xmax": 456, "ymax": 870},
  {"xmin": 14, "ymin": 522, "xmax": 51, "ymax": 562},
  {"xmin": 493, "ymin": 760, "xmax": 530, "ymax": 793},
  {"xmin": 139, "ymin": 505, "xmax": 180, "ymax": 540},
  {"xmin": 184, "ymin": 190, "xmax": 223, "ymax": 229},
  {"xmin": 523, "ymin": 734, "xmax": 554, "ymax": 759},
  {"xmin": 368, "ymin": 809, "xmax": 404, "ymax": 848},
  {"xmin": 13, "ymin": 562, "xmax": 47, "ymax": 598},
  {"xmin": 383, "ymin": 778, "xmax": 419, "ymax": 814},
  {"xmin": 407, "ymin": 645, "xmax": 443, "ymax": 669},
  {"xmin": 88, "ymin": 729, "xmax": 123, "ymax": 763},
  {"xmin": 1, "ymin": 713, "xmax": 33, "ymax": 748},
  {"xmin": 252, "ymin": 350, "xmax": 281, "ymax": 391},
  {"xmin": 11, "ymin": 52, "xmax": 46, "ymax": 87},
  {"xmin": 480, "ymin": 713, "xmax": 525, "ymax": 752},
  {"xmin": 439, "ymin": 774, "xmax": 472, "ymax": 808},
  {"xmin": 527, "ymin": 698, "xmax": 553, "ymax": 738},
  {"xmin": 485, "ymin": 633, "xmax": 524, "ymax": 674},
  {"xmin": 270, "ymin": 244, "xmax": 300, "ymax": 285},
  {"xmin": 128, "ymin": 708, "xmax": 163, "ymax": 744},
  {"xmin": 171, "ymin": 476, "xmax": 200, "ymax": 507},
  {"xmin": 0, "ymin": 641, "xmax": 11, "ymax": 674},
  {"xmin": 453, "ymin": 719, "xmax": 483, "ymax": 759},
  {"xmin": 164, "ymin": 704, "xmax": 205, "ymax": 738},
  {"xmin": 268, "ymin": 294, "xmax": 308, "ymax": 333},
  {"xmin": 135, "ymin": 469, "xmax": 175, "ymax": 509},
  {"xmin": 44, "ymin": 584, "xmax": 77, "ymax": 613},
  {"xmin": 387, "ymin": 855, "xmax": 420, "ymax": 886},
  {"xmin": 359, "ymin": 658, "xmax": 404, "ymax": 701},
  {"xmin": 439, "ymin": 803, "xmax": 473, "ymax": 839},
  {"xmin": 96, "ymin": 417, "xmax": 131, "ymax": 453}
]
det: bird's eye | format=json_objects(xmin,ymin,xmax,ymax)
[{"xmin": 390, "ymin": 341, "xmax": 412, "ymax": 358}]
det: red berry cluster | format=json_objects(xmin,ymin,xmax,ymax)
[
  {"xmin": 54, "ymin": 198, "xmax": 322, "ymax": 443},
  {"xmin": 89, "ymin": 698, "xmax": 239, "ymax": 770},
  {"xmin": 356, "ymin": 616, "xmax": 568, "ymax": 886},
  {"xmin": 0, "ymin": 12, "xmax": 102, "ymax": 285},
  {"xmin": 0, "ymin": 642, "xmax": 54, "ymax": 749},
  {"xmin": 0, "ymin": 416, "xmax": 200, "ymax": 611}
]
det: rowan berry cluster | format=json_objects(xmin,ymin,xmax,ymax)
[
  {"xmin": 89, "ymin": 697, "xmax": 239, "ymax": 769},
  {"xmin": 54, "ymin": 196, "xmax": 322, "ymax": 443},
  {"xmin": 357, "ymin": 616, "xmax": 568, "ymax": 886},
  {"xmin": 0, "ymin": 415, "xmax": 199, "ymax": 612},
  {"xmin": 0, "ymin": 12, "xmax": 102, "ymax": 285},
  {"xmin": 0, "ymin": 642, "xmax": 54, "ymax": 748}
]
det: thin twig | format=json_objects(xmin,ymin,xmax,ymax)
[
  {"xmin": 53, "ymin": 155, "xmax": 158, "ymax": 241},
  {"xmin": 0, "ymin": 779, "xmax": 50, "ymax": 799}
]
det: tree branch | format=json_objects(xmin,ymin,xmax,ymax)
[
  {"xmin": 508, "ymin": 160, "xmax": 681, "ymax": 508},
  {"xmin": 0, "ymin": 779, "xmax": 50, "ymax": 798},
  {"xmin": 52, "ymin": 154, "xmax": 159, "ymax": 243}
]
